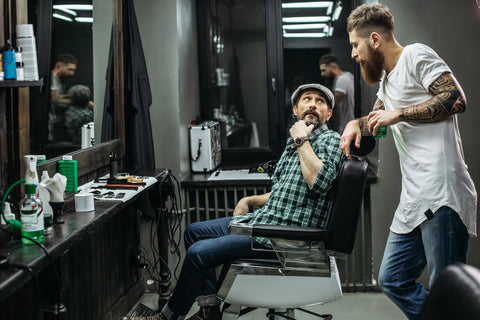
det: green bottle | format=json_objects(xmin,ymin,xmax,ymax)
[
  {"xmin": 375, "ymin": 126, "xmax": 387, "ymax": 138},
  {"xmin": 20, "ymin": 184, "xmax": 45, "ymax": 244},
  {"xmin": 58, "ymin": 155, "xmax": 78, "ymax": 192}
]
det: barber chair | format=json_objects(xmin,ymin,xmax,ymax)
[
  {"xmin": 217, "ymin": 138, "xmax": 374, "ymax": 320},
  {"xmin": 417, "ymin": 263, "xmax": 480, "ymax": 320}
]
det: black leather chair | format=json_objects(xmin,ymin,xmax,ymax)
[
  {"xmin": 417, "ymin": 263, "xmax": 480, "ymax": 320},
  {"xmin": 217, "ymin": 137, "xmax": 374, "ymax": 320}
]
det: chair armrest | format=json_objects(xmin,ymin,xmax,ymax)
[{"xmin": 230, "ymin": 223, "xmax": 331, "ymax": 242}]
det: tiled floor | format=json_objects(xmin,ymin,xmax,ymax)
[{"xmin": 129, "ymin": 292, "xmax": 407, "ymax": 320}]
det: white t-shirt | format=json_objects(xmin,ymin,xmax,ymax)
[
  {"xmin": 377, "ymin": 43, "xmax": 477, "ymax": 236},
  {"xmin": 333, "ymin": 71, "xmax": 355, "ymax": 134}
]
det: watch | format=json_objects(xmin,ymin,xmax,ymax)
[{"xmin": 293, "ymin": 136, "xmax": 309, "ymax": 148}]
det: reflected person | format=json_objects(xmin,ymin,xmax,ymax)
[
  {"xmin": 64, "ymin": 85, "xmax": 93, "ymax": 145},
  {"xmin": 319, "ymin": 54, "xmax": 355, "ymax": 134},
  {"xmin": 49, "ymin": 53, "xmax": 78, "ymax": 142},
  {"xmin": 340, "ymin": 3, "xmax": 477, "ymax": 319},
  {"xmin": 157, "ymin": 84, "xmax": 345, "ymax": 320}
]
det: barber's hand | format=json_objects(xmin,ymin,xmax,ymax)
[
  {"xmin": 367, "ymin": 110, "xmax": 400, "ymax": 136},
  {"xmin": 289, "ymin": 120, "xmax": 313, "ymax": 140},
  {"xmin": 233, "ymin": 197, "xmax": 250, "ymax": 216},
  {"xmin": 340, "ymin": 120, "xmax": 362, "ymax": 159}
]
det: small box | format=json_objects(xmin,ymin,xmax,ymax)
[{"xmin": 189, "ymin": 121, "xmax": 222, "ymax": 172}]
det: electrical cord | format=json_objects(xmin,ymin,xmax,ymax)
[
  {"xmin": 0, "ymin": 226, "xmax": 63, "ymax": 319},
  {"xmin": 137, "ymin": 170, "xmax": 185, "ymax": 295}
]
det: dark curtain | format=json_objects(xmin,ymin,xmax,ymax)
[{"xmin": 102, "ymin": 0, "xmax": 155, "ymax": 171}]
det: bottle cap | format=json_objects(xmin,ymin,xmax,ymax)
[
  {"xmin": 41, "ymin": 170, "xmax": 49, "ymax": 180},
  {"xmin": 36, "ymin": 155, "xmax": 46, "ymax": 162},
  {"xmin": 25, "ymin": 183, "xmax": 36, "ymax": 195},
  {"xmin": 62, "ymin": 155, "xmax": 73, "ymax": 161}
]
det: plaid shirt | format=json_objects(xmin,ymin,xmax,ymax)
[{"xmin": 230, "ymin": 124, "xmax": 345, "ymax": 247}]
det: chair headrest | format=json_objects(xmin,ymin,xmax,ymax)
[{"xmin": 350, "ymin": 136, "xmax": 376, "ymax": 157}]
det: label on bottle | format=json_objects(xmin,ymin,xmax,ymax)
[{"xmin": 21, "ymin": 208, "xmax": 44, "ymax": 231}]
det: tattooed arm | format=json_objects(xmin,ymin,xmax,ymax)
[
  {"xmin": 399, "ymin": 72, "xmax": 466, "ymax": 122},
  {"xmin": 366, "ymin": 72, "xmax": 466, "ymax": 134}
]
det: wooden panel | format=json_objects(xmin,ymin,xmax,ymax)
[{"xmin": 0, "ymin": 206, "xmax": 142, "ymax": 320}]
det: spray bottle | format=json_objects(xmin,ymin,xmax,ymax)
[
  {"xmin": 39, "ymin": 171, "xmax": 53, "ymax": 235},
  {"xmin": 24, "ymin": 155, "xmax": 39, "ymax": 186}
]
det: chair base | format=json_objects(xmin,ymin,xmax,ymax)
[{"xmin": 222, "ymin": 305, "xmax": 333, "ymax": 320}]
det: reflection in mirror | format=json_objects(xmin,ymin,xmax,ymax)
[
  {"xmin": 210, "ymin": 0, "xmax": 269, "ymax": 149},
  {"xmin": 282, "ymin": 0, "xmax": 358, "ymax": 135},
  {"xmin": 29, "ymin": 0, "xmax": 111, "ymax": 159}
]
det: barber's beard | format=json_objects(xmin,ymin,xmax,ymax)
[{"xmin": 360, "ymin": 46, "xmax": 385, "ymax": 85}]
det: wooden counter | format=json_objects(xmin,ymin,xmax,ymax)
[{"xmin": 0, "ymin": 168, "xmax": 168, "ymax": 319}]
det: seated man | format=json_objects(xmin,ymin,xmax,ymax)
[{"xmin": 159, "ymin": 84, "xmax": 346, "ymax": 320}]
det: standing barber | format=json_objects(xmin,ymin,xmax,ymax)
[{"xmin": 341, "ymin": 3, "xmax": 477, "ymax": 319}]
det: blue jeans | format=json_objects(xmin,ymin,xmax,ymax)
[
  {"xmin": 167, "ymin": 217, "xmax": 274, "ymax": 317},
  {"xmin": 378, "ymin": 206, "xmax": 469, "ymax": 320}
]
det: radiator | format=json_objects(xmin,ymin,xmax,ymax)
[{"xmin": 184, "ymin": 184, "xmax": 374, "ymax": 291}]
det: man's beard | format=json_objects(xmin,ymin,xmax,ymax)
[
  {"xmin": 299, "ymin": 110, "xmax": 325, "ymax": 130},
  {"xmin": 359, "ymin": 46, "xmax": 384, "ymax": 85}
]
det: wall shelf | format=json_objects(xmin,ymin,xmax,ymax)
[{"xmin": 0, "ymin": 79, "xmax": 43, "ymax": 88}]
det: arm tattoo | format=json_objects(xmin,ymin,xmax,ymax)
[
  {"xmin": 359, "ymin": 99, "xmax": 385, "ymax": 135},
  {"xmin": 399, "ymin": 73, "xmax": 466, "ymax": 122}
]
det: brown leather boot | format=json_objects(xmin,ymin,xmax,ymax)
[{"xmin": 185, "ymin": 305, "xmax": 221, "ymax": 320}]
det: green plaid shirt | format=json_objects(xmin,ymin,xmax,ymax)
[{"xmin": 230, "ymin": 124, "xmax": 345, "ymax": 247}]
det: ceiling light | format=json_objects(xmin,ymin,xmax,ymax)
[
  {"xmin": 283, "ymin": 32, "xmax": 327, "ymax": 38},
  {"xmin": 53, "ymin": 6, "xmax": 77, "ymax": 16},
  {"xmin": 332, "ymin": 2, "xmax": 343, "ymax": 21},
  {"xmin": 282, "ymin": 23, "xmax": 327, "ymax": 30},
  {"xmin": 53, "ymin": 13, "xmax": 73, "ymax": 22},
  {"xmin": 282, "ymin": 16, "xmax": 331, "ymax": 23},
  {"xmin": 282, "ymin": 1, "xmax": 333, "ymax": 9},
  {"xmin": 53, "ymin": 4, "xmax": 93, "ymax": 11},
  {"xmin": 328, "ymin": 26, "xmax": 334, "ymax": 36},
  {"xmin": 75, "ymin": 17, "xmax": 94, "ymax": 23}
]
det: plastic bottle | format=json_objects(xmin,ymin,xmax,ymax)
[
  {"xmin": 24, "ymin": 155, "xmax": 39, "ymax": 186},
  {"xmin": 39, "ymin": 171, "xmax": 53, "ymax": 235},
  {"xmin": 1, "ymin": 202, "xmax": 14, "ymax": 224},
  {"xmin": 2, "ymin": 40, "xmax": 16, "ymax": 80},
  {"xmin": 20, "ymin": 183, "xmax": 44, "ymax": 244},
  {"xmin": 58, "ymin": 155, "xmax": 78, "ymax": 192},
  {"xmin": 375, "ymin": 126, "xmax": 387, "ymax": 138},
  {"xmin": 15, "ymin": 46, "xmax": 23, "ymax": 80}
]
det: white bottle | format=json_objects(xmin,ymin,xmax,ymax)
[
  {"xmin": 24, "ymin": 155, "xmax": 39, "ymax": 186},
  {"xmin": 1, "ymin": 202, "xmax": 15, "ymax": 224},
  {"xmin": 39, "ymin": 171, "xmax": 53, "ymax": 235}
]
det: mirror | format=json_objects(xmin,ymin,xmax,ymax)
[
  {"xmin": 209, "ymin": 0, "xmax": 269, "ymax": 149},
  {"xmin": 198, "ymin": 0, "xmax": 359, "ymax": 161},
  {"xmin": 282, "ymin": 0, "xmax": 359, "ymax": 134},
  {"xmin": 28, "ymin": 0, "xmax": 113, "ymax": 159}
]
